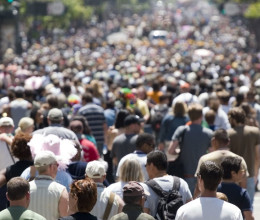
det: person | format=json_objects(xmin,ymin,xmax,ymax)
[
  {"xmin": 0, "ymin": 177, "xmax": 46, "ymax": 220},
  {"xmin": 28, "ymin": 151, "xmax": 69, "ymax": 219},
  {"xmin": 116, "ymin": 133, "xmax": 155, "ymax": 181},
  {"xmin": 142, "ymin": 150, "xmax": 192, "ymax": 217},
  {"xmin": 0, "ymin": 133, "xmax": 33, "ymax": 209},
  {"xmin": 203, "ymin": 95, "xmax": 231, "ymax": 130},
  {"xmin": 227, "ymin": 107, "xmax": 260, "ymax": 203},
  {"xmin": 34, "ymin": 108, "xmax": 78, "ymax": 141},
  {"xmin": 21, "ymin": 133, "xmax": 77, "ymax": 192},
  {"xmin": 158, "ymin": 101, "xmax": 189, "ymax": 173},
  {"xmin": 2, "ymin": 86, "xmax": 32, "ymax": 129},
  {"xmin": 59, "ymin": 178, "xmax": 98, "ymax": 220},
  {"xmin": 218, "ymin": 157, "xmax": 254, "ymax": 220},
  {"xmin": 111, "ymin": 115, "xmax": 144, "ymax": 166},
  {"xmin": 69, "ymin": 117, "xmax": 100, "ymax": 162},
  {"xmin": 107, "ymin": 158, "xmax": 145, "ymax": 198},
  {"xmin": 15, "ymin": 117, "xmax": 34, "ymax": 135},
  {"xmin": 85, "ymin": 160, "xmax": 124, "ymax": 220},
  {"xmin": 110, "ymin": 181, "xmax": 155, "ymax": 220},
  {"xmin": 78, "ymin": 92, "xmax": 107, "ymax": 156},
  {"xmin": 0, "ymin": 116, "xmax": 15, "ymax": 210},
  {"xmin": 175, "ymin": 161, "xmax": 243, "ymax": 220},
  {"xmin": 194, "ymin": 129, "xmax": 248, "ymax": 198},
  {"xmin": 168, "ymin": 103, "xmax": 213, "ymax": 193}
]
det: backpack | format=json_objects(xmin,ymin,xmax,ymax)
[{"xmin": 146, "ymin": 176, "xmax": 183, "ymax": 220}]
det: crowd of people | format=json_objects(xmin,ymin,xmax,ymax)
[{"xmin": 0, "ymin": 0, "xmax": 259, "ymax": 219}]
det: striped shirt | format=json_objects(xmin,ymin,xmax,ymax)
[
  {"xmin": 78, "ymin": 103, "xmax": 106, "ymax": 146},
  {"xmin": 29, "ymin": 175, "xmax": 66, "ymax": 220}
]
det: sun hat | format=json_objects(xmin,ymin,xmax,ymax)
[
  {"xmin": 0, "ymin": 117, "xmax": 14, "ymax": 127},
  {"xmin": 123, "ymin": 181, "xmax": 149, "ymax": 197},
  {"xmin": 28, "ymin": 134, "xmax": 77, "ymax": 170},
  {"xmin": 47, "ymin": 108, "xmax": 63, "ymax": 122}
]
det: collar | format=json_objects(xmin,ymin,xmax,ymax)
[
  {"xmin": 35, "ymin": 175, "xmax": 54, "ymax": 181},
  {"xmin": 134, "ymin": 150, "xmax": 146, "ymax": 155},
  {"xmin": 96, "ymin": 182, "xmax": 105, "ymax": 188}
]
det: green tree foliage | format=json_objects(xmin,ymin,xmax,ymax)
[
  {"xmin": 244, "ymin": 1, "xmax": 260, "ymax": 18},
  {"xmin": 20, "ymin": 0, "xmax": 93, "ymax": 29}
]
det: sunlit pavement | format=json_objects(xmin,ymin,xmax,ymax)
[{"xmin": 253, "ymin": 192, "xmax": 260, "ymax": 219}]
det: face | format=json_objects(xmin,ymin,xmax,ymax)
[
  {"xmin": 145, "ymin": 163, "xmax": 153, "ymax": 179},
  {"xmin": 232, "ymin": 167, "xmax": 245, "ymax": 183}
]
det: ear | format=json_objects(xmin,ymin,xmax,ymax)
[
  {"xmin": 25, "ymin": 191, "xmax": 30, "ymax": 200},
  {"xmin": 6, "ymin": 192, "xmax": 10, "ymax": 202}
]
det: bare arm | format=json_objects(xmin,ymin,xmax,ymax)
[
  {"xmin": 243, "ymin": 210, "xmax": 254, "ymax": 220},
  {"xmin": 116, "ymin": 195, "xmax": 124, "ymax": 213},
  {"xmin": 58, "ymin": 189, "xmax": 69, "ymax": 217},
  {"xmin": 167, "ymin": 140, "xmax": 179, "ymax": 155},
  {"xmin": 143, "ymin": 207, "xmax": 150, "ymax": 214},
  {"xmin": 0, "ymin": 168, "xmax": 7, "ymax": 188},
  {"xmin": 254, "ymin": 144, "xmax": 260, "ymax": 183}
]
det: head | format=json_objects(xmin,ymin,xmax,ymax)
[
  {"xmin": 173, "ymin": 102, "xmax": 187, "ymax": 117},
  {"xmin": 211, "ymin": 129, "xmax": 230, "ymax": 149},
  {"xmin": 69, "ymin": 178, "xmax": 97, "ymax": 213},
  {"xmin": 123, "ymin": 181, "xmax": 147, "ymax": 207},
  {"xmin": 0, "ymin": 117, "xmax": 14, "ymax": 134},
  {"xmin": 124, "ymin": 115, "xmax": 144, "ymax": 134},
  {"xmin": 46, "ymin": 94, "xmax": 59, "ymax": 108},
  {"xmin": 114, "ymin": 109, "xmax": 130, "ymax": 129},
  {"xmin": 16, "ymin": 117, "xmax": 34, "ymax": 134},
  {"xmin": 81, "ymin": 92, "xmax": 93, "ymax": 104},
  {"xmin": 47, "ymin": 108, "xmax": 63, "ymax": 125},
  {"xmin": 197, "ymin": 161, "xmax": 223, "ymax": 192},
  {"xmin": 180, "ymin": 82, "xmax": 190, "ymax": 93},
  {"xmin": 146, "ymin": 150, "xmax": 167, "ymax": 179},
  {"xmin": 136, "ymin": 133, "xmax": 155, "ymax": 154},
  {"xmin": 70, "ymin": 115, "xmax": 92, "ymax": 135},
  {"xmin": 205, "ymin": 109, "xmax": 216, "ymax": 126},
  {"xmin": 34, "ymin": 151, "xmax": 59, "ymax": 178},
  {"xmin": 208, "ymin": 96, "xmax": 220, "ymax": 112},
  {"xmin": 85, "ymin": 160, "xmax": 107, "ymax": 182},
  {"xmin": 14, "ymin": 86, "xmax": 25, "ymax": 98},
  {"xmin": 119, "ymin": 158, "xmax": 144, "ymax": 182},
  {"xmin": 221, "ymin": 156, "xmax": 244, "ymax": 182},
  {"xmin": 11, "ymin": 133, "xmax": 32, "ymax": 160},
  {"xmin": 228, "ymin": 107, "xmax": 246, "ymax": 127},
  {"xmin": 188, "ymin": 103, "xmax": 203, "ymax": 122},
  {"xmin": 6, "ymin": 177, "xmax": 30, "ymax": 208}
]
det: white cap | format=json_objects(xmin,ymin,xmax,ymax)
[
  {"xmin": 34, "ymin": 151, "xmax": 57, "ymax": 168},
  {"xmin": 0, "ymin": 117, "xmax": 14, "ymax": 127},
  {"xmin": 85, "ymin": 160, "xmax": 106, "ymax": 178}
]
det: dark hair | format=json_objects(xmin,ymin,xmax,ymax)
[
  {"xmin": 7, "ymin": 177, "xmax": 29, "ymax": 201},
  {"xmin": 82, "ymin": 93, "xmax": 93, "ymax": 103},
  {"xmin": 136, "ymin": 133, "xmax": 155, "ymax": 150},
  {"xmin": 146, "ymin": 150, "xmax": 167, "ymax": 171},
  {"xmin": 205, "ymin": 109, "xmax": 216, "ymax": 125},
  {"xmin": 213, "ymin": 129, "xmax": 230, "ymax": 145},
  {"xmin": 221, "ymin": 156, "xmax": 242, "ymax": 179},
  {"xmin": 173, "ymin": 102, "xmax": 187, "ymax": 117},
  {"xmin": 70, "ymin": 178, "xmax": 97, "ymax": 212},
  {"xmin": 70, "ymin": 116, "xmax": 92, "ymax": 135},
  {"xmin": 11, "ymin": 133, "xmax": 32, "ymax": 160},
  {"xmin": 115, "ymin": 109, "xmax": 130, "ymax": 129},
  {"xmin": 228, "ymin": 107, "xmax": 246, "ymax": 124},
  {"xmin": 198, "ymin": 161, "xmax": 223, "ymax": 191},
  {"xmin": 123, "ymin": 195, "xmax": 142, "ymax": 204},
  {"xmin": 46, "ymin": 94, "xmax": 59, "ymax": 108},
  {"xmin": 188, "ymin": 103, "xmax": 203, "ymax": 121}
]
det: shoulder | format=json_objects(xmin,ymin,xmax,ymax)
[
  {"xmin": 22, "ymin": 210, "xmax": 47, "ymax": 220},
  {"xmin": 110, "ymin": 212, "xmax": 127, "ymax": 220},
  {"xmin": 137, "ymin": 213, "xmax": 155, "ymax": 220}
]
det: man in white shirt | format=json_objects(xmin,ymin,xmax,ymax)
[{"xmin": 176, "ymin": 161, "xmax": 243, "ymax": 220}]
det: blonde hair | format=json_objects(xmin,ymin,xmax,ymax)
[
  {"xmin": 119, "ymin": 158, "xmax": 144, "ymax": 182},
  {"xmin": 15, "ymin": 117, "xmax": 34, "ymax": 134}
]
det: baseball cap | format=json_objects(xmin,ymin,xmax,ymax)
[
  {"xmin": 124, "ymin": 115, "xmax": 145, "ymax": 127},
  {"xmin": 48, "ymin": 108, "xmax": 63, "ymax": 121},
  {"xmin": 34, "ymin": 151, "xmax": 57, "ymax": 168},
  {"xmin": 85, "ymin": 160, "xmax": 106, "ymax": 178},
  {"xmin": 123, "ymin": 181, "xmax": 149, "ymax": 197},
  {"xmin": 0, "ymin": 117, "xmax": 14, "ymax": 127}
]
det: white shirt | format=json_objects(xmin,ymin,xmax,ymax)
[{"xmin": 176, "ymin": 197, "xmax": 243, "ymax": 220}]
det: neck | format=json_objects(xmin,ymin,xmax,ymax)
[
  {"xmin": 9, "ymin": 200, "xmax": 27, "ymax": 208},
  {"xmin": 200, "ymin": 190, "xmax": 217, "ymax": 198},
  {"xmin": 191, "ymin": 118, "xmax": 202, "ymax": 125},
  {"xmin": 152, "ymin": 170, "xmax": 168, "ymax": 178}
]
